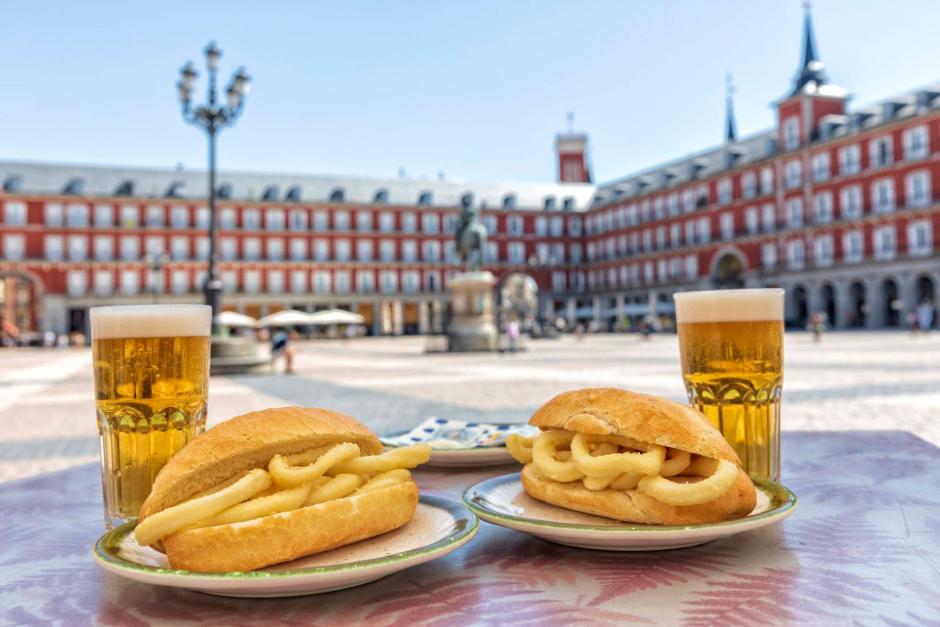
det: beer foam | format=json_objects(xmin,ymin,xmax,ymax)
[
  {"xmin": 91, "ymin": 305, "xmax": 212, "ymax": 339},
  {"xmin": 674, "ymin": 289, "xmax": 784, "ymax": 324}
]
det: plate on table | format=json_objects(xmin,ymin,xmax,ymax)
[
  {"xmin": 382, "ymin": 420, "xmax": 536, "ymax": 468},
  {"xmin": 463, "ymin": 473, "xmax": 796, "ymax": 551},
  {"xmin": 93, "ymin": 495, "xmax": 478, "ymax": 598}
]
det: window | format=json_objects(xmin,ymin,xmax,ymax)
[
  {"xmin": 66, "ymin": 270, "xmax": 87, "ymax": 297},
  {"xmin": 92, "ymin": 236, "xmax": 113, "ymax": 261},
  {"xmin": 289, "ymin": 210, "xmax": 307, "ymax": 231},
  {"xmin": 685, "ymin": 221, "xmax": 696, "ymax": 245},
  {"xmin": 656, "ymin": 259, "xmax": 667, "ymax": 283},
  {"xmin": 812, "ymin": 153, "xmax": 830, "ymax": 181},
  {"xmin": 486, "ymin": 241, "xmax": 498, "ymax": 262},
  {"xmin": 94, "ymin": 204, "xmax": 113, "ymax": 227},
  {"xmin": 120, "ymin": 270, "xmax": 139, "ymax": 296},
  {"xmin": 685, "ymin": 255, "xmax": 698, "ymax": 280},
  {"xmin": 656, "ymin": 226, "xmax": 666, "ymax": 249},
  {"xmin": 551, "ymin": 271, "xmax": 567, "ymax": 292},
  {"xmin": 903, "ymin": 126, "xmax": 928, "ymax": 161},
  {"xmin": 65, "ymin": 203, "xmax": 88, "ymax": 228},
  {"xmin": 484, "ymin": 214, "xmax": 498, "ymax": 235},
  {"xmin": 68, "ymin": 235, "xmax": 88, "ymax": 261},
  {"xmin": 760, "ymin": 168, "xmax": 775, "ymax": 195},
  {"xmin": 643, "ymin": 262, "xmax": 654, "ymax": 284},
  {"xmin": 552, "ymin": 242, "xmax": 565, "ymax": 263},
  {"xmin": 380, "ymin": 270, "xmax": 398, "ymax": 294},
  {"xmin": 670, "ymin": 223, "xmax": 682, "ymax": 247},
  {"xmin": 508, "ymin": 215, "xmax": 524, "ymax": 236},
  {"xmin": 143, "ymin": 206, "xmax": 163, "ymax": 228},
  {"xmin": 787, "ymin": 239, "xmax": 805, "ymax": 270},
  {"xmin": 814, "ymin": 193, "xmax": 833, "ymax": 224},
  {"xmin": 45, "ymin": 235, "xmax": 64, "ymax": 261},
  {"xmin": 569, "ymin": 243, "xmax": 582, "ymax": 264},
  {"xmin": 220, "ymin": 208, "xmax": 236, "ymax": 229},
  {"xmin": 550, "ymin": 216, "xmax": 563, "ymax": 237},
  {"xmin": 267, "ymin": 270, "xmax": 285, "ymax": 293},
  {"xmin": 568, "ymin": 216, "xmax": 581, "ymax": 236},
  {"xmin": 170, "ymin": 236, "xmax": 188, "ymax": 260},
  {"xmin": 313, "ymin": 239, "xmax": 329, "ymax": 261},
  {"xmin": 762, "ymin": 204, "xmax": 776, "ymax": 233},
  {"xmin": 786, "ymin": 198, "xmax": 803, "ymax": 229},
  {"xmin": 402, "ymin": 240, "xmax": 418, "ymax": 262},
  {"xmin": 3, "ymin": 234, "xmax": 25, "ymax": 260},
  {"xmin": 905, "ymin": 171, "xmax": 931, "ymax": 208},
  {"xmin": 745, "ymin": 207, "xmax": 759, "ymax": 235},
  {"xmin": 313, "ymin": 211, "xmax": 328, "ymax": 230},
  {"xmin": 908, "ymin": 220, "xmax": 932, "ymax": 256},
  {"xmin": 171, "ymin": 270, "xmax": 189, "ymax": 295},
  {"xmin": 840, "ymin": 185, "xmax": 863, "ymax": 219},
  {"xmin": 267, "ymin": 238, "xmax": 285, "ymax": 261},
  {"xmin": 3, "ymin": 201, "xmax": 27, "ymax": 225},
  {"xmin": 783, "ymin": 116, "xmax": 800, "ymax": 150},
  {"xmin": 642, "ymin": 230, "xmax": 653, "ymax": 252},
  {"xmin": 720, "ymin": 213, "xmax": 734, "ymax": 241},
  {"xmin": 872, "ymin": 179, "xmax": 895, "ymax": 213},
  {"xmin": 379, "ymin": 212, "xmax": 395, "ymax": 232},
  {"xmin": 380, "ymin": 239, "xmax": 396, "ymax": 262},
  {"xmin": 401, "ymin": 212, "xmax": 417, "ymax": 233},
  {"xmin": 356, "ymin": 271, "xmax": 375, "ymax": 293},
  {"xmin": 356, "ymin": 239, "xmax": 373, "ymax": 261},
  {"xmin": 839, "ymin": 145, "xmax": 861, "ymax": 176},
  {"xmin": 508, "ymin": 242, "xmax": 525, "ymax": 264},
  {"xmin": 697, "ymin": 217, "xmax": 711, "ymax": 244},
  {"xmin": 333, "ymin": 211, "xmax": 350, "ymax": 231},
  {"xmin": 120, "ymin": 236, "xmax": 140, "ymax": 261},
  {"xmin": 220, "ymin": 237, "xmax": 237, "ymax": 261},
  {"xmin": 422, "ymin": 240, "xmax": 441, "ymax": 262},
  {"xmin": 873, "ymin": 225, "xmax": 896, "ymax": 260},
  {"xmin": 654, "ymin": 197, "xmax": 666, "ymax": 220},
  {"xmin": 267, "ymin": 209, "xmax": 286, "ymax": 231},
  {"xmin": 785, "ymin": 160, "xmax": 802, "ymax": 189},
  {"xmin": 425, "ymin": 271, "xmax": 442, "ymax": 292},
  {"xmin": 717, "ymin": 178, "xmax": 732, "ymax": 205},
  {"xmin": 402, "ymin": 271, "xmax": 420, "ymax": 293},
  {"xmin": 243, "ymin": 238, "xmax": 262, "ymax": 261},
  {"xmin": 869, "ymin": 137, "xmax": 893, "ymax": 168},
  {"xmin": 335, "ymin": 239, "xmax": 351, "ymax": 261},
  {"xmin": 170, "ymin": 206, "xmax": 189, "ymax": 228},
  {"xmin": 741, "ymin": 173, "xmax": 757, "ymax": 199},
  {"xmin": 313, "ymin": 271, "xmax": 332, "ymax": 294},
  {"xmin": 357, "ymin": 211, "xmax": 373, "ymax": 232},
  {"xmin": 291, "ymin": 270, "xmax": 307, "ymax": 293},
  {"xmin": 45, "ymin": 203, "xmax": 64, "ymax": 226},
  {"xmin": 762, "ymin": 243, "xmax": 777, "ymax": 269},
  {"xmin": 422, "ymin": 213, "xmax": 440, "ymax": 234},
  {"xmin": 814, "ymin": 235, "xmax": 834, "ymax": 267},
  {"xmin": 667, "ymin": 194, "xmax": 680, "ymax": 216},
  {"xmin": 221, "ymin": 271, "xmax": 238, "ymax": 293},
  {"xmin": 194, "ymin": 207, "xmax": 209, "ymax": 229},
  {"xmin": 446, "ymin": 240, "xmax": 458, "ymax": 263},
  {"xmin": 534, "ymin": 216, "xmax": 547, "ymax": 236},
  {"xmin": 196, "ymin": 237, "xmax": 209, "ymax": 260},
  {"xmin": 290, "ymin": 238, "xmax": 307, "ymax": 260},
  {"xmin": 244, "ymin": 270, "xmax": 261, "ymax": 294}
]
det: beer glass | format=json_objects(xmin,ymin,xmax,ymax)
[
  {"xmin": 91, "ymin": 304, "xmax": 211, "ymax": 527},
  {"xmin": 673, "ymin": 289, "xmax": 784, "ymax": 481}
]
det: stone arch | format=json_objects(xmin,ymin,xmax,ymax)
[
  {"xmin": 914, "ymin": 274, "xmax": 938, "ymax": 330},
  {"xmin": 709, "ymin": 247, "xmax": 748, "ymax": 289},
  {"xmin": 496, "ymin": 272, "xmax": 539, "ymax": 329},
  {"xmin": 789, "ymin": 284, "xmax": 809, "ymax": 329},
  {"xmin": 848, "ymin": 280, "xmax": 867, "ymax": 328},
  {"xmin": 819, "ymin": 282, "xmax": 837, "ymax": 326},
  {"xmin": 880, "ymin": 276, "xmax": 902, "ymax": 327},
  {"xmin": 0, "ymin": 269, "xmax": 46, "ymax": 340}
]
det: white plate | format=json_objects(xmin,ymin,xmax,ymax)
[
  {"xmin": 463, "ymin": 473, "xmax": 797, "ymax": 551},
  {"xmin": 93, "ymin": 495, "xmax": 478, "ymax": 598},
  {"xmin": 382, "ymin": 428, "xmax": 521, "ymax": 468}
]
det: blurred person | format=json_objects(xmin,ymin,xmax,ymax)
[
  {"xmin": 918, "ymin": 300, "xmax": 934, "ymax": 334},
  {"xmin": 810, "ymin": 311, "xmax": 825, "ymax": 343},
  {"xmin": 574, "ymin": 323, "xmax": 585, "ymax": 341},
  {"xmin": 506, "ymin": 318, "xmax": 520, "ymax": 354},
  {"xmin": 907, "ymin": 311, "xmax": 920, "ymax": 336}
]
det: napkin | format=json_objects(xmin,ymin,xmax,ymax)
[{"xmin": 381, "ymin": 418, "xmax": 538, "ymax": 450}]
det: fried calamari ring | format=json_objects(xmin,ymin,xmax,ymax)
[
  {"xmin": 637, "ymin": 459, "xmax": 738, "ymax": 506},
  {"xmin": 608, "ymin": 472, "xmax": 642, "ymax": 491},
  {"xmin": 582, "ymin": 474, "xmax": 620, "ymax": 490},
  {"xmin": 660, "ymin": 449, "xmax": 691, "ymax": 477},
  {"xmin": 284, "ymin": 446, "xmax": 333, "ymax": 466},
  {"xmin": 192, "ymin": 483, "xmax": 314, "ymax": 529},
  {"xmin": 532, "ymin": 430, "xmax": 584, "ymax": 482},
  {"xmin": 685, "ymin": 455, "xmax": 721, "ymax": 477},
  {"xmin": 506, "ymin": 434, "xmax": 534, "ymax": 464},
  {"xmin": 305, "ymin": 473, "xmax": 363, "ymax": 505},
  {"xmin": 355, "ymin": 469, "xmax": 413, "ymax": 495},
  {"xmin": 570, "ymin": 433, "xmax": 665, "ymax": 477},
  {"xmin": 331, "ymin": 444, "xmax": 431, "ymax": 474},
  {"xmin": 134, "ymin": 468, "xmax": 272, "ymax": 546},
  {"xmin": 269, "ymin": 443, "xmax": 361, "ymax": 488}
]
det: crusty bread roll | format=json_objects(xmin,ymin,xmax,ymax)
[
  {"xmin": 521, "ymin": 388, "xmax": 757, "ymax": 524},
  {"xmin": 138, "ymin": 407, "xmax": 418, "ymax": 573}
]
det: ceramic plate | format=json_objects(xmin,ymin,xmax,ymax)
[
  {"xmin": 382, "ymin": 429, "xmax": 522, "ymax": 468},
  {"xmin": 93, "ymin": 495, "xmax": 478, "ymax": 598},
  {"xmin": 463, "ymin": 473, "xmax": 796, "ymax": 551}
]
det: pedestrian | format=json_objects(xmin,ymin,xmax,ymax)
[
  {"xmin": 907, "ymin": 311, "xmax": 920, "ymax": 336},
  {"xmin": 917, "ymin": 300, "xmax": 934, "ymax": 334},
  {"xmin": 810, "ymin": 311, "xmax": 825, "ymax": 343},
  {"xmin": 575, "ymin": 323, "xmax": 585, "ymax": 341},
  {"xmin": 271, "ymin": 328, "xmax": 292, "ymax": 374},
  {"xmin": 506, "ymin": 318, "xmax": 520, "ymax": 354}
]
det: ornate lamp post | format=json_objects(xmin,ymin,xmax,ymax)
[{"xmin": 177, "ymin": 42, "xmax": 250, "ymax": 333}]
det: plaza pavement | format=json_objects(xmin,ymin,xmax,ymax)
[{"xmin": 0, "ymin": 331, "xmax": 938, "ymax": 483}]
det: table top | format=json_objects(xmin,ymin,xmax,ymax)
[{"xmin": 1, "ymin": 430, "xmax": 938, "ymax": 625}]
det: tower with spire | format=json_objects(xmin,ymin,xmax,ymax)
[
  {"xmin": 555, "ymin": 112, "xmax": 592, "ymax": 184},
  {"xmin": 775, "ymin": 2, "xmax": 847, "ymax": 150},
  {"xmin": 725, "ymin": 74, "xmax": 737, "ymax": 143}
]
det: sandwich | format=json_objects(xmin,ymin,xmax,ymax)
[
  {"xmin": 506, "ymin": 388, "xmax": 757, "ymax": 525},
  {"xmin": 134, "ymin": 406, "xmax": 431, "ymax": 573}
]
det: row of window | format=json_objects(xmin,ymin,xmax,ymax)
[
  {"xmin": 61, "ymin": 267, "xmax": 451, "ymax": 299},
  {"xmin": 0, "ymin": 202, "xmax": 584, "ymax": 238}
]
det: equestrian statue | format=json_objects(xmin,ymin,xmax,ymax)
[{"xmin": 455, "ymin": 193, "xmax": 488, "ymax": 271}]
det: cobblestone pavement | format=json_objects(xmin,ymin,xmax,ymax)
[{"xmin": 1, "ymin": 331, "xmax": 938, "ymax": 483}]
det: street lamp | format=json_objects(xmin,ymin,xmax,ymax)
[{"xmin": 177, "ymin": 42, "xmax": 251, "ymax": 333}]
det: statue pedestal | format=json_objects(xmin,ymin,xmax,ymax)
[{"xmin": 447, "ymin": 271, "xmax": 498, "ymax": 352}]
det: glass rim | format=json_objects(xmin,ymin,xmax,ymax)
[{"xmin": 673, "ymin": 288, "xmax": 784, "ymax": 301}]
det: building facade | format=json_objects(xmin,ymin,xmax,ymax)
[{"xmin": 1, "ymin": 7, "xmax": 938, "ymax": 338}]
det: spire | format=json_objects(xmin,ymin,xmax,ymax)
[
  {"xmin": 725, "ymin": 74, "xmax": 737, "ymax": 143},
  {"xmin": 791, "ymin": 1, "xmax": 827, "ymax": 96}
]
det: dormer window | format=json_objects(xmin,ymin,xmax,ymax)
[
  {"xmin": 562, "ymin": 197, "xmax": 575, "ymax": 211},
  {"xmin": 63, "ymin": 178, "xmax": 84, "ymax": 195},
  {"xmin": 3, "ymin": 176, "xmax": 22, "ymax": 193},
  {"xmin": 115, "ymin": 180, "xmax": 134, "ymax": 197},
  {"xmin": 502, "ymin": 194, "xmax": 517, "ymax": 209},
  {"xmin": 329, "ymin": 188, "xmax": 345, "ymax": 203},
  {"xmin": 261, "ymin": 186, "xmax": 279, "ymax": 201},
  {"xmin": 543, "ymin": 196, "xmax": 557, "ymax": 210},
  {"xmin": 373, "ymin": 189, "xmax": 389, "ymax": 204},
  {"xmin": 285, "ymin": 186, "xmax": 302, "ymax": 202},
  {"xmin": 217, "ymin": 183, "xmax": 233, "ymax": 199},
  {"xmin": 417, "ymin": 191, "xmax": 433, "ymax": 206}
]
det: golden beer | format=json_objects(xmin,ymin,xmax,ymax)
[
  {"xmin": 91, "ymin": 305, "xmax": 211, "ymax": 527},
  {"xmin": 674, "ymin": 289, "xmax": 784, "ymax": 481}
]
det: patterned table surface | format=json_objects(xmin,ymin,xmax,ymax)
[{"xmin": 1, "ymin": 430, "xmax": 938, "ymax": 626}]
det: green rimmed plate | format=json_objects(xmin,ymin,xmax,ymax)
[
  {"xmin": 93, "ymin": 495, "xmax": 478, "ymax": 598},
  {"xmin": 463, "ymin": 473, "xmax": 796, "ymax": 551}
]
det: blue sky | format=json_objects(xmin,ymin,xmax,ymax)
[{"xmin": 2, "ymin": 1, "xmax": 939, "ymax": 185}]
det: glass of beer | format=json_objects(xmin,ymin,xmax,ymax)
[
  {"xmin": 91, "ymin": 304, "xmax": 211, "ymax": 528},
  {"xmin": 674, "ymin": 289, "xmax": 784, "ymax": 481}
]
